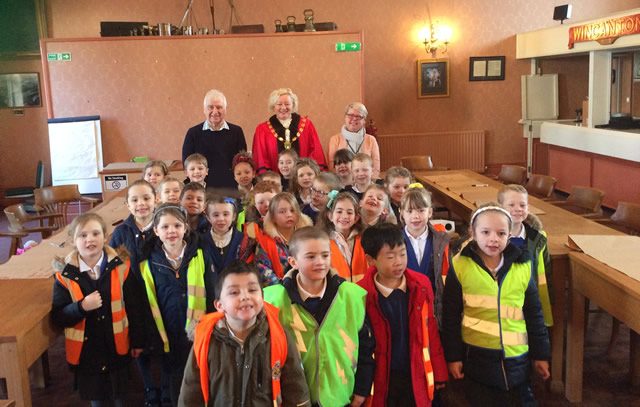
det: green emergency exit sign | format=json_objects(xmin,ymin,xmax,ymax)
[
  {"xmin": 335, "ymin": 42, "xmax": 361, "ymax": 52},
  {"xmin": 47, "ymin": 52, "xmax": 71, "ymax": 61}
]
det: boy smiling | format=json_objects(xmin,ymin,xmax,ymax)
[{"xmin": 178, "ymin": 260, "xmax": 310, "ymax": 406}]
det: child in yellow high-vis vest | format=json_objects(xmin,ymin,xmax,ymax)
[
  {"xmin": 442, "ymin": 203, "xmax": 551, "ymax": 406},
  {"xmin": 138, "ymin": 203, "xmax": 216, "ymax": 406},
  {"xmin": 51, "ymin": 213, "xmax": 144, "ymax": 406},
  {"xmin": 178, "ymin": 260, "xmax": 310, "ymax": 406},
  {"xmin": 263, "ymin": 227, "xmax": 375, "ymax": 407}
]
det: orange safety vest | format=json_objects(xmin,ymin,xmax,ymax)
[
  {"xmin": 255, "ymin": 232, "xmax": 284, "ymax": 279},
  {"xmin": 330, "ymin": 237, "xmax": 368, "ymax": 283},
  {"xmin": 420, "ymin": 300, "xmax": 435, "ymax": 400},
  {"xmin": 54, "ymin": 260, "xmax": 130, "ymax": 365},
  {"xmin": 193, "ymin": 302, "xmax": 287, "ymax": 406}
]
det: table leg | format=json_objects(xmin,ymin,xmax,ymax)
[
  {"xmin": 631, "ymin": 330, "xmax": 640, "ymax": 387},
  {"xmin": 565, "ymin": 278, "xmax": 585, "ymax": 403},
  {"xmin": 549, "ymin": 257, "xmax": 568, "ymax": 394},
  {"xmin": 0, "ymin": 341, "xmax": 32, "ymax": 407}
]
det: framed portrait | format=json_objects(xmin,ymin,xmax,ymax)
[
  {"xmin": 469, "ymin": 56, "xmax": 505, "ymax": 81},
  {"xmin": 418, "ymin": 59, "xmax": 449, "ymax": 98},
  {"xmin": 0, "ymin": 72, "xmax": 42, "ymax": 108},
  {"xmin": 0, "ymin": 0, "xmax": 47, "ymax": 60}
]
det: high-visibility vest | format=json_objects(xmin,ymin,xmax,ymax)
[
  {"xmin": 419, "ymin": 301, "xmax": 435, "ymax": 400},
  {"xmin": 140, "ymin": 249, "xmax": 207, "ymax": 352},
  {"xmin": 193, "ymin": 302, "xmax": 287, "ymax": 406},
  {"xmin": 330, "ymin": 237, "xmax": 367, "ymax": 283},
  {"xmin": 255, "ymin": 231, "xmax": 284, "ymax": 279},
  {"xmin": 54, "ymin": 261, "xmax": 130, "ymax": 365},
  {"xmin": 531, "ymin": 231, "xmax": 553, "ymax": 327},
  {"xmin": 452, "ymin": 255, "xmax": 531, "ymax": 358},
  {"xmin": 264, "ymin": 282, "xmax": 366, "ymax": 406}
]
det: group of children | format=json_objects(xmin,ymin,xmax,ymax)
[{"xmin": 51, "ymin": 151, "xmax": 552, "ymax": 407}]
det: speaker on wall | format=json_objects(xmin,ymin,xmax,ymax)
[{"xmin": 553, "ymin": 5, "xmax": 572, "ymax": 24}]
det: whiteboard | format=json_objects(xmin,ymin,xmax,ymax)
[{"xmin": 48, "ymin": 116, "xmax": 103, "ymax": 194}]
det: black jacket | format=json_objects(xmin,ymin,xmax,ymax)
[{"xmin": 441, "ymin": 242, "xmax": 551, "ymax": 390}]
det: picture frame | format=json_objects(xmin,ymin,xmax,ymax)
[
  {"xmin": 417, "ymin": 58, "xmax": 449, "ymax": 98},
  {"xmin": 469, "ymin": 56, "xmax": 505, "ymax": 81},
  {"xmin": 0, "ymin": 0, "xmax": 47, "ymax": 60},
  {"xmin": 0, "ymin": 72, "xmax": 42, "ymax": 108},
  {"xmin": 634, "ymin": 52, "xmax": 640, "ymax": 80}
]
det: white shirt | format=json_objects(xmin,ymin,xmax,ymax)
[
  {"xmin": 296, "ymin": 273, "xmax": 327, "ymax": 301},
  {"xmin": 79, "ymin": 251, "xmax": 105, "ymax": 280},
  {"xmin": 211, "ymin": 228, "xmax": 233, "ymax": 249},
  {"xmin": 374, "ymin": 272, "xmax": 406, "ymax": 298},
  {"xmin": 163, "ymin": 242, "xmax": 186, "ymax": 269},
  {"xmin": 202, "ymin": 120, "xmax": 230, "ymax": 131},
  {"xmin": 405, "ymin": 226, "xmax": 428, "ymax": 264}
]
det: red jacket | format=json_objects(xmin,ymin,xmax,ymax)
[
  {"xmin": 252, "ymin": 114, "xmax": 327, "ymax": 174},
  {"xmin": 358, "ymin": 266, "xmax": 448, "ymax": 406}
]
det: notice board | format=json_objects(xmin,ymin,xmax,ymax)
[{"xmin": 41, "ymin": 32, "xmax": 364, "ymax": 164}]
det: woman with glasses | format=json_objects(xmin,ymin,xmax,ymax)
[
  {"xmin": 252, "ymin": 88, "xmax": 327, "ymax": 176},
  {"xmin": 328, "ymin": 102, "xmax": 381, "ymax": 179}
]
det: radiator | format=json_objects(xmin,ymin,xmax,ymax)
[{"xmin": 377, "ymin": 130, "xmax": 486, "ymax": 172}]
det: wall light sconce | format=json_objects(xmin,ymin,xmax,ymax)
[{"xmin": 421, "ymin": 22, "xmax": 452, "ymax": 58}]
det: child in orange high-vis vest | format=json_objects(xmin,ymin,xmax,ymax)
[
  {"xmin": 51, "ymin": 213, "xmax": 144, "ymax": 406},
  {"xmin": 317, "ymin": 191, "xmax": 369, "ymax": 283},
  {"xmin": 178, "ymin": 260, "xmax": 310, "ymax": 407}
]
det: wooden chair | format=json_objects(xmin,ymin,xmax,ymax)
[
  {"xmin": 4, "ymin": 204, "xmax": 63, "ymax": 240},
  {"xmin": 549, "ymin": 186, "xmax": 605, "ymax": 218},
  {"xmin": 34, "ymin": 185, "xmax": 100, "ymax": 228},
  {"xmin": 594, "ymin": 201, "xmax": 640, "ymax": 236},
  {"xmin": 0, "ymin": 230, "xmax": 29, "ymax": 259},
  {"xmin": 524, "ymin": 174, "xmax": 558, "ymax": 200},
  {"xmin": 493, "ymin": 165, "xmax": 527, "ymax": 185},
  {"xmin": 400, "ymin": 155, "xmax": 449, "ymax": 172}
]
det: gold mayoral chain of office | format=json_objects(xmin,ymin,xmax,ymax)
[{"xmin": 268, "ymin": 117, "xmax": 307, "ymax": 150}]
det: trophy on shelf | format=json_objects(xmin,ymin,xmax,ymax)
[{"xmin": 304, "ymin": 9, "xmax": 316, "ymax": 32}]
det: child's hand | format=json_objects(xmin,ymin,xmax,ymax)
[
  {"xmin": 448, "ymin": 361, "xmax": 464, "ymax": 379},
  {"xmin": 534, "ymin": 360, "xmax": 550, "ymax": 380},
  {"xmin": 350, "ymin": 395, "xmax": 366, "ymax": 407},
  {"xmin": 81, "ymin": 291, "xmax": 102, "ymax": 311},
  {"xmin": 131, "ymin": 348, "xmax": 144, "ymax": 358}
]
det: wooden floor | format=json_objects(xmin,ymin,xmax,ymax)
[{"xmin": 1, "ymin": 208, "xmax": 640, "ymax": 405}]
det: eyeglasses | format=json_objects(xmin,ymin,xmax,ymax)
[
  {"xmin": 310, "ymin": 186, "xmax": 329, "ymax": 196},
  {"xmin": 345, "ymin": 113, "xmax": 364, "ymax": 120}
]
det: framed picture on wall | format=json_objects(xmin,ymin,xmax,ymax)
[
  {"xmin": 469, "ymin": 56, "xmax": 505, "ymax": 81},
  {"xmin": 0, "ymin": 72, "xmax": 42, "ymax": 108},
  {"xmin": 418, "ymin": 59, "xmax": 449, "ymax": 98}
]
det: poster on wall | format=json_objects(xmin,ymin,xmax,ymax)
[{"xmin": 417, "ymin": 59, "xmax": 449, "ymax": 99}]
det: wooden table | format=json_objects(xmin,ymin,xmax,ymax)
[
  {"xmin": 0, "ymin": 191, "xmax": 128, "ymax": 406},
  {"xmin": 0, "ymin": 191, "xmax": 129, "ymax": 279},
  {"xmin": 0, "ymin": 279, "xmax": 60, "ymax": 407},
  {"xmin": 566, "ymin": 252, "xmax": 640, "ymax": 402},
  {"xmin": 415, "ymin": 170, "xmax": 625, "ymax": 393}
]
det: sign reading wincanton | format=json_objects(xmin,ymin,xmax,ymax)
[{"xmin": 568, "ymin": 13, "xmax": 640, "ymax": 49}]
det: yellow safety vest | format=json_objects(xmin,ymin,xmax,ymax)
[
  {"xmin": 453, "ymin": 255, "xmax": 531, "ymax": 358},
  {"xmin": 141, "ymin": 249, "xmax": 207, "ymax": 352}
]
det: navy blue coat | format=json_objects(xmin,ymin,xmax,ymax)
[
  {"xmin": 137, "ymin": 234, "xmax": 216, "ymax": 369},
  {"xmin": 200, "ymin": 228, "xmax": 244, "ymax": 273},
  {"xmin": 441, "ymin": 242, "xmax": 551, "ymax": 391},
  {"xmin": 109, "ymin": 214, "xmax": 156, "ymax": 267}
]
